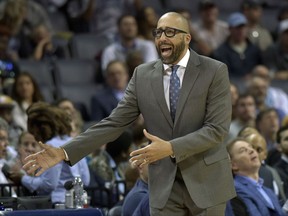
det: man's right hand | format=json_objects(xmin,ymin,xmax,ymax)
[{"xmin": 23, "ymin": 142, "xmax": 66, "ymax": 176}]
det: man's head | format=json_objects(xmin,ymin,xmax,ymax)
[
  {"xmin": 242, "ymin": 0, "xmax": 263, "ymax": 25},
  {"xmin": 244, "ymin": 132, "xmax": 268, "ymax": 162},
  {"xmin": 0, "ymin": 117, "xmax": 9, "ymax": 159},
  {"xmin": 251, "ymin": 65, "xmax": 271, "ymax": 83},
  {"xmin": 227, "ymin": 138, "xmax": 261, "ymax": 176},
  {"xmin": 276, "ymin": 125, "xmax": 288, "ymax": 155},
  {"xmin": 0, "ymin": 95, "xmax": 15, "ymax": 124},
  {"xmin": 18, "ymin": 132, "xmax": 40, "ymax": 164},
  {"xmin": 247, "ymin": 76, "xmax": 269, "ymax": 106},
  {"xmin": 105, "ymin": 60, "xmax": 129, "ymax": 91},
  {"xmin": 227, "ymin": 12, "xmax": 248, "ymax": 44},
  {"xmin": 256, "ymin": 108, "xmax": 279, "ymax": 137},
  {"xmin": 198, "ymin": 0, "xmax": 218, "ymax": 26},
  {"xmin": 118, "ymin": 14, "xmax": 138, "ymax": 41},
  {"xmin": 153, "ymin": 12, "xmax": 191, "ymax": 65},
  {"xmin": 235, "ymin": 93, "xmax": 256, "ymax": 123}
]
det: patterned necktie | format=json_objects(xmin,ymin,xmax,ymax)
[{"xmin": 169, "ymin": 65, "xmax": 180, "ymax": 122}]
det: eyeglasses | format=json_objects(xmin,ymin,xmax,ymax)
[{"xmin": 152, "ymin": 27, "xmax": 188, "ymax": 39}]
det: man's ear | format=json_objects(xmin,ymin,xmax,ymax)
[
  {"xmin": 185, "ymin": 34, "xmax": 191, "ymax": 45},
  {"xmin": 231, "ymin": 161, "xmax": 239, "ymax": 173}
]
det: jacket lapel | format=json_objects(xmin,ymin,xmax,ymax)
[
  {"xmin": 151, "ymin": 60, "xmax": 173, "ymax": 128},
  {"xmin": 174, "ymin": 50, "xmax": 200, "ymax": 124}
]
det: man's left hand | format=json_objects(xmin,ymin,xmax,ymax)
[{"xmin": 129, "ymin": 129, "xmax": 173, "ymax": 167}]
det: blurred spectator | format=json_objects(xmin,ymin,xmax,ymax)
[
  {"xmin": 57, "ymin": 0, "xmax": 141, "ymax": 37},
  {"xmin": 213, "ymin": 12, "xmax": 262, "ymax": 78},
  {"xmin": 31, "ymin": 24, "xmax": 65, "ymax": 61},
  {"xmin": 283, "ymin": 116, "xmax": 288, "ymax": 126},
  {"xmin": 239, "ymin": 128, "xmax": 287, "ymax": 203},
  {"xmin": 0, "ymin": 95, "xmax": 22, "ymax": 147},
  {"xmin": 242, "ymin": 0, "xmax": 273, "ymax": 51},
  {"xmin": 126, "ymin": 50, "xmax": 144, "ymax": 78},
  {"xmin": 246, "ymin": 75, "xmax": 286, "ymax": 121},
  {"xmin": 230, "ymin": 83, "xmax": 239, "ymax": 121},
  {"xmin": 0, "ymin": 117, "xmax": 16, "ymax": 197},
  {"xmin": 26, "ymin": 102, "xmax": 90, "ymax": 204},
  {"xmin": 0, "ymin": 0, "xmax": 53, "ymax": 59},
  {"xmin": 274, "ymin": 125, "xmax": 288, "ymax": 197},
  {"xmin": 256, "ymin": 108, "xmax": 280, "ymax": 151},
  {"xmin": 227, "ymin": 93, "xmax": 256, "ymax": 141},
  {"xmin": 226, "ymin": 138, "xmax": 286, "ymax": 216},
  {"xmin": 135, "ymin": 6, "xmax": 158, "ymax": 41},
  {"xmin": 55, "ymin": 98, "xmax": 84, "ymax": 137},
  {"xmin": 193, "ymin": 0, "xmax": 229, "ymax": 56},
  {"xmin": 262, "ymin": 19, "xmax": 288, "ymax": 80},
  {"xmin": 8, "ymin": 131, "xmax": 59, "ymax": 196},
  {"xmin": 91, "ymin": 60, "xmax": 129, "ymax": 122},
  {"xmin": 251, "ymin": 65, "xmax": 288, "ymax": 115},
  {"xmin": 101, "ymin": 14, "xmax": 158, "ymax": 71},
  {"xmin": 11, "ymin": 72, "xmax": 44, "ymax": 131},
  {"xmin": 0, "ymin": 25, "xmax": 20, "ymax": 93},
  {"xmin": 175, "ymin": 8, "xmax": 211, "ymax": 56},
  {"xmin": 132, "ymin": 193, "xmax": 150, "ymax": 216},
  {"xmin": 122, "ymin": 158, "xmax": 148, "ymax": 216},
  {"xmin": 89, "ymin": 130, "xmax": 133, "ymax": 204}
]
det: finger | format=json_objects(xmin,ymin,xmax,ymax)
[
  {"xmin": 34, "ymin": 168, "xmax": 46, "ymax": 177},
  {"xmin": 25, "ymin": 162, "xmax": 40, "ymax": 175},
  {"xmin": 23, "ymin": 154, "xmax": 36, "ymax": 164},
  {"xmin": 143, "ymin": 129, "xmax": 159, "ymax": 141},
  {"xmin": 38, "ymin": 141, "xmax": 49, "ymax": 150},
  {"xmin": 129, "ymin": 154, "xmax": 143, "ymax": 163},
  {"xmin": 130, "ymin": 147, "xmax": 147, "ymax": 157}
]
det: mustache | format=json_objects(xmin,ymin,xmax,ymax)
[{"xmin": 158, "ymin": 42, "xmax": 173, "ymax": 46}]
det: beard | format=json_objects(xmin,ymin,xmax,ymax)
[{"xmin": 157, "ymin": 38, "xmax": 186, "ymax": 64}]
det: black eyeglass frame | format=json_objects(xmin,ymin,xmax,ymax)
[{"xmin": 152, "ymin": 27, "xmax": 188, "ymax": 38}]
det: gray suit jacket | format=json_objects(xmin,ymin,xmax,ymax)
[{"xmin": 63, "ymin": 50, "xmax": 236, "ymax": 209}]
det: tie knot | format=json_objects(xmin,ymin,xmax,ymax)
[{"xmin": 171, "ymin": 65, "xmax": 179, "ymax": 74}]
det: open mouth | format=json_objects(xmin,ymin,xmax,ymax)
[{"xmin": 160, "ymin": 46, "xmax": 172, "ymax": 57}]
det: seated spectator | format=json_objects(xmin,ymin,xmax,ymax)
[
  {"xmin": 213, "ymin": 12, "xmax": 262, "ymax": 78},
  {"xmin": 256, "ymin": 108, "xmax": 280, "ymax": 151},
  {"xmin": 193, "ymin": 0, "xmax": 229, "ymax": 56},
  {"xmin": 122, "ymin": 150, "xmax": 148, "ymax": 216},
  {"xmin": 262, "ymin": 19, "xmax": 288, "ymax": 80},
  {"xmin": 31, "ymin": 24, "xmax": 65, "ymax": 61},
  {"xmin": 0, "ymin": 0, "xmax": 53, "ymax": 59},
  {"xmin": 91, "ymin": 60, "xmax": 129, "ymax": 122},
  {"xmin": 11, "ymin": 72, "xmax": 44, "ymax": 131},
  {"xmin": 0, "ymin": 95, "xmax": 22, "ymax": 148},
  {"xmin": 8, "ymin": 132, "xmax": 60, "ymax": 196},
  {"xmin": 55, "ymin": 98, "xmax": 84, "ymax": 137},
  {"xmin": 135, "ymin": 6, "xmax": 158, "ymax": 41},
  {"xmin": 26, "ymin": 102, "xmax": 90, "ymax": 204},
  {"xmin": 88, "ymin": 130, "xmax": 133, "ymax": 205},
  {"xmin": 227, "ymin": 93, "xmax": 256, "ymax": 142},
  {"xmin": 274, "ymin": 125, "xmax": 288, "ymax": 197},
  {"xmin": 238, "ymin": 127, "xmax": 287, "ymax": 203},
  {"xmin": 101, "ymin": 14, "xmax": 158, "ymax": 71},
  {"xmin": 0, "ymin": 117, "xmax": 16, "ymax": 197},
  {"xmin": 246, "ymin": 75, "xmax": 286, "ymax": 121},
  {"xmin": 242, "ymin": 0, "xmax": 273, "ymax": 51},
  {"xmin": 251, "ymin": 65, "xmax": 288, "ymax": 116},
  {"xmin": 226, "ymin": 138, "xmax": 286, "ymax": 215},
  {"xmin": 0, "ymin": 24, "xmax": 20, "ymax": 93}
]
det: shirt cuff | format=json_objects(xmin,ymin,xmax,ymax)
[{"xmin": 60, "ymin": 147, "xmax": 69, "ymax": 161}]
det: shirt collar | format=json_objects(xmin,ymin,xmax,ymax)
[
  {"xmin": 236, "ymin": 174, "xmax": 264, "ymax": 187},
  {"xmin": 163, "ymin": 49, "xmax": 190, "ymax": 72}
]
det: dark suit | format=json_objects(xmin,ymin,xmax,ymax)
[
  {"xmin": 63, "ymin": 50, "xmax": 235, "ymax": 211},
  {"xmin": 234, "ymin": 175, "xmax": 285, "ymax": 216},
  {"xmin": 90, "ymin": 87, "xmax": 120, "ymax": 121}
]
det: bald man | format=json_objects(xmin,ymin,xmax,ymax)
[{"xmin": 23, "ymin": 12, "xmax": 235, "ymax": 215}]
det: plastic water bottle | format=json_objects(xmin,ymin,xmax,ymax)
[
  {"xmin": 73, "ymin": 176, "xmax": 84, "ymax": 209},
  {"xmin": 64, "ymin": 180, "xmax": 75, "ymax": 209}
]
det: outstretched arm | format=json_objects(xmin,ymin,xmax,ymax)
[{"xmin": 23, "ymin": 142, "xmax": 66, "ymax": 176}]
